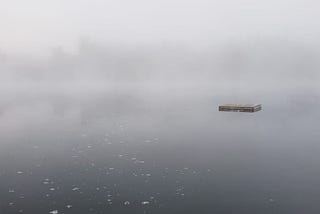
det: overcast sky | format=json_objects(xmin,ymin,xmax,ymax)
[{"xmin": 1, "ymin": 0, "xmax": 319, "ymax": 55}]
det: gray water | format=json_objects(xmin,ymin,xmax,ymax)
[{"xmin": 1, "ymin": 90, "xmax": 320, "ymax": 214}]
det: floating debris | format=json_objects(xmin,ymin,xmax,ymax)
[
  {"xmin": 141, "ymin": 201, "xmax": 150, "ymax": 205},
  {"xmin": 135, "ymin": 160, "xmax": 145, "ymax": 164},
  {"xmin": 124, "ymin": 201, "xmax": 130, "ymax": 205},
  {"xmin": 49, "ymin": 210, "xmax": 58, "ymax": 214},
  {"xmin": 219, "ymin": 104, "xmax": 262, "ymax": 112},
  {"xmin": 66, "ymin": 205, "xmax": 72, "ymax": 208}
]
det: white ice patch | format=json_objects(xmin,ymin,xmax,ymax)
[{"xmin": 141, "ymin": 201, "xmax": 150, "ymax": 205}]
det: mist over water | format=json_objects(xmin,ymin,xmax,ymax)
[
  {"xmin": 1, "ymin": 89, "xmax": 320, "ymax": 214},
  {"xmin": 2, "ymin": 39, "xmax": 320, "ymax": 214},
  {"xmin": 1, "ymin": 0, "xmax": 320, "ymax": 213},
  {"xmin": 1, "ymin": 39, "xmax": 319, "ymax": 95}
]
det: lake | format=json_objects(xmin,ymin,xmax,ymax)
[{"xmin": 1, "ymin": 90, "xmax": 320, "ymax": 214}]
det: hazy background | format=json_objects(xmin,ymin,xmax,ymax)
[{"xmin": 1, "ymin": 0, "xmax": 320, "ymax": 95}]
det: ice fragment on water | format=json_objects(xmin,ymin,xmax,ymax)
[{"xmin": 141, "ymin": 201, "xmax": 150, "ymax": 205}]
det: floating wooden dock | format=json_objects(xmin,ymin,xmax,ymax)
[{"xmin": 219, "ymin": 104, "xmax": 262, "ymax": 112}]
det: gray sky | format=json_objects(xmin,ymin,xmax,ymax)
[{"xmin": 1, "ymin": 0, "xmax": 319, "ymax": 55}]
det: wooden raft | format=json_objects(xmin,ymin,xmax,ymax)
[{"xmin": 219, "ymin": 104, "xmax": 262, "ymax": 112}]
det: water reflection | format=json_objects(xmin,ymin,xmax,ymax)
[{"xmin": 1, "ymin": 91, "xmax": 320, "ymax": 214}]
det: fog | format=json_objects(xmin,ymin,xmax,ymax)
[
  {"xmin": 1, "ymin": 0, "xmax": 320, "ymax": 96},
  {"xmin": 1, "ymin": 1, "xmax": 320, "ymax": 213},
  {"xmin": 1, "ymin": 39, "xmax": 320, "ymax": 96}
]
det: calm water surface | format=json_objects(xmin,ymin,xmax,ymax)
[{"xmin": 1, "ymin": 91, "xmax": 320, "ymax": 214}]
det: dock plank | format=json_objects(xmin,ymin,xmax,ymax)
[{"xmin": 219, "ymin": 104, "xmax": 261, "ymax": 112}]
